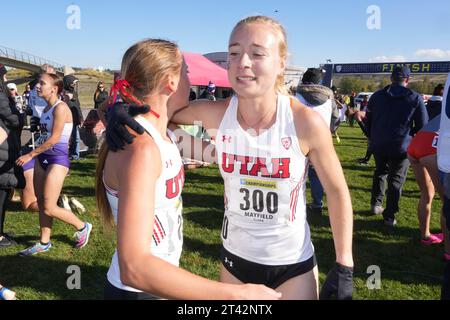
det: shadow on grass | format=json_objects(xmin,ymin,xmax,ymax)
[
  {"xmin": 184, "ymin": 210, "xmax": 223, "ymax": 231},
  {"xmin": 182, "ymin": 236, "xmax": 222, "ymax": 261},
  {"xmin": 12, "ymin": 234, "xmax": 75, "ymax": 247},
  {"xmin": 307, "ymin": 210, "xmax": 443, "ymax": 288},
  {"xmin": 182, "ymin": 192, "xmax": 224, "ymax": 209},
  {"xmin": 0, "ymin": 254, "xmax": 107, "ymax": 299},
  {"xmin": 62, "ymin": 185, "xmax": 96, "ymax": 198}
]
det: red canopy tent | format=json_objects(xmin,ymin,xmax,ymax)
[{"xmin": 183, "ymin": 52, "xmax": 231, "ymax": 88}]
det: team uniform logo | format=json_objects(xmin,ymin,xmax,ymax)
[{"xmin": 281, "ymin": 137, "xmax": 292, "ymax": 150}]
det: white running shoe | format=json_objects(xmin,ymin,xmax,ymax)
[
  {"xmin": 58, "ymin": 194, "xmax": 71, "ymax": 211},
  {"xmin": 69, "ymin": 197, "xmax": 86, "ymax": 215}
]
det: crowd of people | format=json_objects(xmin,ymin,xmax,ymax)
[{"xmin": 0, "ymin": 14, "xmax": 449, "ymax": 300}]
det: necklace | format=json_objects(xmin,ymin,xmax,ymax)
[{"xmin": 237, "ymin": 105, "xmax": 276, "ymax": 130}]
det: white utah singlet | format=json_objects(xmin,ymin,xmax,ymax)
[
  {"xmin": 216, "ymin": 94, "xmax": 314, "ymax": 265},
  {"xmin": 105, "ymin": 116, "xmax": 184, "ymax": 292}
]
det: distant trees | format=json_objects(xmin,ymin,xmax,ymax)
[{"xmin": 334, "ymin": 75, "xmax": 440, "ymax": 94}]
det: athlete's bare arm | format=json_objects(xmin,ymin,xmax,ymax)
[
  {"xmin": 170, "ymin": 98, "xmax": 229, "ymax": 131},
  {"xmin": 292, "ymin": 101, "xmax": 354, "ymax": 268},
  {"xmin": 168, "ymin": 123, "xmax": 216, "ymax": 163},
  {"xmin": 113, "ymin": 134, "xmax": 279, "ymax": 300}
]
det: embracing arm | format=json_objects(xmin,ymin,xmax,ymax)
[
  {"xmin": 168, "ymin": 123, "xmax": 216, "ymax": 163},
  {"xmin": 170, "ymin": 98, "xmax": 228, "ymax": 130},
  {"xmin": 116, "ymin": 138, "xmax": 279, "ymax": 300}
]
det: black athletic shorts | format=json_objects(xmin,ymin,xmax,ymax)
[
  {"xmin": 221, "ymin": 246, "xmax": 316, "ymax": 289},
  {"xmin": 104, "ymin": 279, "xmax": 161, "ymax": 300}
]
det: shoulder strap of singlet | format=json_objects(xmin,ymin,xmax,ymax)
[
  {"xmin": 43, "ymin": 99, "xmax": 62, "ymax": 115},
  {"xmin": 134, "ymin": 115, "xmax": 164, "ymax": 144}
]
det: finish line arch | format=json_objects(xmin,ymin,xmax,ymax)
[{"xmin": 322, "ymin": 61, "xmax": 450, "ymax": 87}]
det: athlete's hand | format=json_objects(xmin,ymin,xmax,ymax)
[
  {"xmin": 319, "ymin": 262, "xmax": 353, "ymax": 300},
  {"xmin": 105, "ymin": 102, "xmax": 149, "ymax": 151},
  {"xmin": 239, "ymin": 284, "xmax": 282, "ymax": 300},
  {"xmin": 16, "ymin": 153, "xmax": 33, "ymax": 167}
]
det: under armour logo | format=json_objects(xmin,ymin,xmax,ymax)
[
  {"xmin": 43, "ymin": 160, "xmax": 48, "ymax": 164},
  {"xmin": 224, "ymin": 257, "xmax": 233, "ymax": 268},
  {"xmin": 222, "ymin": 135, "xmax": 232, "ymax": 143}
]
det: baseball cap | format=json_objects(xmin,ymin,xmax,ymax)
[
  {"xmin": 391, "ymin": 66, "xmax": 411, "ymax": 82},
  {"xmin": 301, "ymin": 68, "xmax": 323, "ymax": 85},
  {"xmin": 7, "ymin": 83, "xmax": 17, "ymax": 91},
  {"xmin": 63, "ymin": 74, "xmax": 79, "ymax": 90}
]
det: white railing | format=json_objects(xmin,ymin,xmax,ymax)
[{"xmin": 0, "ymin": 45, "xmax": 64, "ymax": 72}]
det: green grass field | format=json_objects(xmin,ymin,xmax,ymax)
[{"xmin": 0, "ymin": 124, "xmax": 445, "ymax": 300}]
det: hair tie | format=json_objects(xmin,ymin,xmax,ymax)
[{"xmin": 108, "ymin": 78, "xmax": 160, "ymax": 118}]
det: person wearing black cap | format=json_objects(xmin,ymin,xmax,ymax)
[
  {"xmin": 427, "ymin": 83, "xmax": 444, "ymax": 121},
  {"xmin": 296, "ymin": 68, "xmax": 340, "ymax": 215},
  {"xmin": 0, "ymin": 65, "xmax": 25, "ymax": 247},
  {"xmin": 365, "ymin": 65, "xmax": 428, "ymax": 226},
  {"xmin": 62, "ymin": 74, "xmax": 83, "ymax": 160}
]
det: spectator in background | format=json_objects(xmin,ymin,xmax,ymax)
[
  {"xmin": 0, "ymin": 65, "xmax": 25, "ymax": 248},
  {"xmin": 63, "ymin": 75, "xmax": 83, "ymax": 161},
  {"xmin": 28, "ymin": 64, "xmax": 55, "ymax": 133},
  {"xmin": 94, "ymin": 81, "xmax": 108, "ymax": 109},
  {"xmin": 199, "ymin": 81, "xmax": 216, "ymax": 101},
  {"xmin": 22, "ymin": 84, "xmax": 31, "ymax": 108},
  {"xmin": 348, "ymin": 91, "xmax": 356, "ymax": 126},
  {"xmin": 189, "ymin": 88, "xmax": 197, "ymax": 101},
  {"xmin": 7, "ymin": 83, "xmax": 25, "ymax": 114},
  {"xmin": 296, "ymin": 67, "xmax": 339, "ymax": 215},
  {"xmin": 366, "ymin": 66, "xmax": 428, "ymax": 226},
  {"xmin": 427, "ymin": 83, "xmax": 444, "ymax": 121},
  {"xmin": 438, "ymin": 73, "xmax": 450, "ymax": 300}
]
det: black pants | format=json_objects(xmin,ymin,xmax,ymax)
[
  {"xmin": 371, "ymin": 153, "xmax": 410, "ymax": 220},
  {"xmin": 0, "ymin": 189, "xmax": 12, "ymax": 235}
]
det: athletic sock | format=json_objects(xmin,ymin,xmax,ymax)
[{"xmin": 40, "ymin": 241, "xmax": 49, "ymax": 246}]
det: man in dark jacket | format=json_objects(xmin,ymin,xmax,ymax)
[
  {"xmin": 0, "ymin": 65, "xmax": 25, "ymax": 247},
  {"xmin": 63, "ymin": 75, "xmax": 83, "ymax": 160},
  {"xmin": 366, "ymin": 66, "xmax": 428, "ymax": 226}
]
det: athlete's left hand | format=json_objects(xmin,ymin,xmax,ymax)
[
  {"xmin": 319, "ymin": 262, "xmax": 353, "ymax": 300},
  {"xmin": 16, "ymin": 153, "xmax": 33, "ymax": 167}
]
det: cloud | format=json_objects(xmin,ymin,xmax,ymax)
[
  {"xmin": 414, "ymin": 49, "xmax": 450, "ymax": 59},
  {"xmin": 368, "ymin": 55, "xmax": 406, "ymax": 63}
]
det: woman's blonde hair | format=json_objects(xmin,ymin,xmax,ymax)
[
  {"xmin": 230, "ymin": 15, "xmax": 289, "ymax": 95},
  {"xmin": 95, "ymin": 39, "xmax": 182, "ymax": 230}
]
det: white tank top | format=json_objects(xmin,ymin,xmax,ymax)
[
  {"xmin": 105, "ymin": 116, "xmax": 184, "ymax": 293},
  {"xmin": 37, "ymin": 100, "xmax": 73, "ymax": 147},
  {"xmin": 438, "ymin": 73, "xmax": 450, "ymax": 173},
  {"xmin": 216, "ymin": 94, "xmax": 314, "ymax": 265}
]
